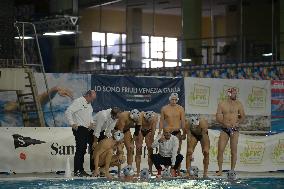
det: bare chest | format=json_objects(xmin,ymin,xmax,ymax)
[
  {"xmin": 223, "ymin": 102, "xmax": 239, "ymax": 114},
  {"xmin": 164, "ymin": 107, "xmax": 180, "ymax": 119}
]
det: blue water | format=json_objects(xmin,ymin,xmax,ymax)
[{"xmin": 0, "ymin": 178, "xmax": 283, "ymax": 189}]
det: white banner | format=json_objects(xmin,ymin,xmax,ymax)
[
  {"xmin": 190, "ymin": 130, "xmax": 284, "ymax": 172},
  {"xmin": 0, "ymin": 128, "xmax": 283, "ymax": 173},
  {"xmin": 184, "ymin": 77, "xmax": 271, "ymax": 116}
]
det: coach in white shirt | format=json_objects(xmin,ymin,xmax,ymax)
[
  {"xmin": 93, "ymin": 107, "xmax": 121, "ymax": 146},
  {"xmin": 151, "ymin": 128, "xmax": 184, "ymax": 177},
  {"xmin": 65, "ymin": 90, "xmax": 96, "ymax": 177}
]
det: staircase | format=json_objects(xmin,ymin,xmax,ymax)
[
  {"xmin": 10, "ymin": 22, "xmax": 56, "ymax": 127},
  {"xmin": 16, "ymin": 68, "xmax": 45, "ymax": 127}
]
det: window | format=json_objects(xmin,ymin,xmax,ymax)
[
  {"xmin": 91, "ymin": 32, "xmax": 178, "ymax": 69},
  {"xmin": 92, "ymin": 32, "xmax": 126, "ymax": 69},
  {"xmin": 92, "ymin": 32, "xmax": 105, "ymax": 56},
  {"xmin": 150, "ymin": 36, "xmax": 163, "ymax": 59},
  {"xmin": 107, "ymin": 33, "xmax": 120, "ymax": 56}
]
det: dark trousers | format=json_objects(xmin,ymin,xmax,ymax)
[
  {"xmin": 151, "ymin": 153, "xmax": 183, "ymax": 170},
  {"xmin": 98, "ymin": 130, "xmax": 107, "ymax": 142},
  {"xmin": 72, "ymin": 126, "xmax": 94, "ymax": 172}
]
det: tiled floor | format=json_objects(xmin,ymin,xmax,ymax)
[{"xmin": 0, "ymin": 171, "xmax": 283, "ymax": 181}]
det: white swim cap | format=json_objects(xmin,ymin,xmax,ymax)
[
  {"xmin": 189, "ymin": 166, "xmax": 199, "ymax": 177},
  {"xmin": 140, "ymin": 168, "xmax": 150, "ymax": 179},
  {"xmin": 130, "ymin": 109, "xmax": 140, "ymax": 121},
  {"xmin": 189, "ymin": 114, "xmax": 200, "ymax": 126},
  {"xmin": 169, "ymin": 93, "xmax": 179, "ymax": 102},
  {"xmin": 227, "ymin": 170, "xmax": 237, "ymax": 180},
  {"xmin": 113, "ymin": 130, "xmax": 124, "ymax": 141},
  {"xmin": 144, "ymin": 111, "xmax": 154, "ymax": 122},
  {"xmin": 162, "ymin": 168, "xmax": 171, "ymax": 178},
  {"xmin": 122, "ymin": 165, "xmax": 135, "ymax": 176}
]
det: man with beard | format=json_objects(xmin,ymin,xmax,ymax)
[{"xmin": 215, "ymin": 87, "xmax": 245, "ymax": 176}]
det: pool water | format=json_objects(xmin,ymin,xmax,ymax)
[{"xmin": 0, "ymin": 178, "xmax": 283, "ymax": 189}]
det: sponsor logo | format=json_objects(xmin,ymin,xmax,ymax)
[
  {"xmin": 272, "ymin": 139, "xmax": 284, "ymax": 164},
  {"xmin": 240, "ymin": 141, "xmax": 265, "ymax": 164},
  {"xmin": 50, "ymin": 143, "xmax": 76, "ymax": 155},
  {"xmin": 247, "ymin": 87, "xmax": 266, "ymax": 109},
  {"xmin": 189, "ymin": 84, "xmax": 210, "ymax": 107},
  {"xmin": 12, "ymin": 134, "xmax": 46, "ymax": 149}
]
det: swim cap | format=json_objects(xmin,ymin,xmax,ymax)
[
  {"xmin": 169, "ymin": 93, "xmax": 179, "ymax": 102},
  {"xmin": 189, "ymin": 166, "xmax": 199, "ymax": 177},
  {"xmin": 227, "ymin": 87, "xmax": 237, "ymax": 97},
  {"xmin": 189, "ymin": 114, "xmax": 200, "ymax": 126},
  {"xmin": 227, "ymin": 170, "xmax": 237, "ymax": 180},
  {"xmin": 113, "ymin": 130, "xmax": 124, "ymax": 141},
  {"xmin": 162, "ymin": 168, "xmax": 171, "ymax": 178},
  {"xmin": 140, "ymin": 168, "xmax": 150, "ymax": 179},
  {"xmin": 144, "ymin": 111, "xmax": 154, "ymax": 122},
  {"xmin": 130, "ymin": 109, "xmax": 140, "ymax": 121},
  {"xmin": 122, "ymin": 165, "xmax": 135, "ymax": 176}
]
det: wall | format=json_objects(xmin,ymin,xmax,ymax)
[{"xmin": 78, "ymin": 8, "xmax": 215, "ymax": 57}]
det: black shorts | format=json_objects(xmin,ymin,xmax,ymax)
[
  {"xmin": 171, "ymin": 130, "xmax": 181, "ymax": 136},
  {"xmin": 222, "ymin": 127, "xmax": 239, "ymax": 136},
  {"xmin": 141, "ymin": 128, "xmax": 152, "ymax": 137}
]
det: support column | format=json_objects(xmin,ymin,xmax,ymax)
[
  {"xmin": 182, "ymin": 0, "xmax": 202, "ymax": 65},
  {"xmin": 126, "ymin": 8, "xmax": 142, "ymax": 68}
]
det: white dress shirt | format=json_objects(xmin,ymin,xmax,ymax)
[
  {"xmin": 152, "ymin": 134, "xmax": 179, "ymax": 166},
  {"xmin": 65, "ymin": 96, "xmax": 94, "ymax": 128},
  {"xmin": 93, "ymin": 108, "xmax": 117, "ymax": 138}
]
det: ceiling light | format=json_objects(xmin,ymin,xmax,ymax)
[
  {"xmin": 262, "ymin": 53, "xmax": 272, "ymax": 57},
  {"xmin": 56, "ymin": 30, "xmax": 76, "ymax": 35},
  {"xmin": 182, "ymin": 58, "xmax": 192, "ymax": 62},
  {"xmin": 14, "ymin": 36, "xmax": 33, "ymax": 39},
  {"xmin": 43, "ymin": 32, "xmax": 61, "ymax": 36}
]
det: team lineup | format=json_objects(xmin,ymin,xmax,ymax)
[{"xmin": 65, "ymin": 88, "xmax": 245, "ymax": 179}]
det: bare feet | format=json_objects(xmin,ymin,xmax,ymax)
[
  {"xmin": 156, "ymin": 174, "xmax": 162, "ymax": 179},
  {"xmin": 184, "ymin": 173, "xmax": 197, "ymax": 179},
  {"xmin": 105, "ymin": 173, "xmax": 113, "ymax": 179},
  {"xmin": 203, "ymin": 174, "xmax": 209, "ymax": 179},
  {"xmin": 215, "ymin": 171, "xmax": 222, "ymax": 176},
  {"xmin": 93, "ymin": 170, "xmax": 99, "ymax": 177}
]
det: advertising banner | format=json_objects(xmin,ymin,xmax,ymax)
[
  {"xmin": 1, "ymin": 128, "xmax": 283, "ymax": 173},
  {"xmin": 91, "ymin": 75, "xmax": 184, "ymax": 113},
  {"xmin": 271, "ymin": 80, "xmax": 284, "ymax": 132}
]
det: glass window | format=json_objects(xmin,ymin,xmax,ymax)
[
  {"xmin": 107, "ymin": 33, "xmax": 120, "ymax": 55},
  {"xmin": 151, "ymin": 61, "xmax": 163, "ymax": 68},
  {"xmin": 121, "ymin": 34, "xmax": 126, "ymax": 53},
  {"xmin": 151, "ymin": 36, "xmax": 163, "ymax": 59},
  {"xmin": 142, "ymin": 36, "xmax": 149, "ymax": 58},
  {"xmin": 165, "ymin": 37, "xmax": 177, "ymax": 59},
  {"xmin": 165, "ymin": 61, "xmax": 178, "ymax": 67},
  {"xmin": 142, "ymin": 59, "xmax": 150, "ymax": 68},
  {"xmin": 92, "ymin": 32, "xmax": 105, "ymax": 56}
]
